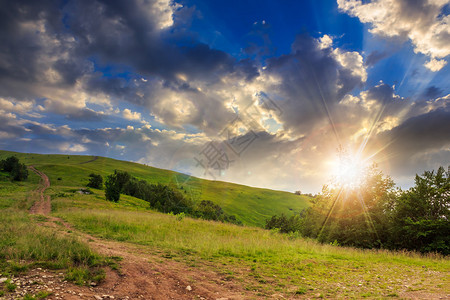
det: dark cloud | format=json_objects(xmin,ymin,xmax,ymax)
[
  {"xmin": 423, "ymin": 86, "xmax": 443, "ymax": 99},
  {"xmin": 0, "ymin": 0, "xmax": 258, "ymax": 122},
  {"xmin": 62, "ymin": 0, "xmax": 257, "ymax": 83},
  {"xmin": 64, "ymin": 108, "xmax": 105, "ymax": 122},
  {"xmin": 372, "ymin": 106, "xmax": 450, "ymax": 177},
  {"xmin": 365, "ymin": 50, "xmax": 389, "ymax": 67},
  {"xmin": 264, "ymin": 34, "xmax": 366, "ymax": 135}
]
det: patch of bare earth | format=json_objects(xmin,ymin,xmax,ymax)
[
  {"xmin": 15, "ymin": 167, "xmax": 256, "ymax": 300},
  {"xmin": 7, "ymin": 166, "xmax": 447, "ymax": 300},
  {"xmin": 28, "ymin": 166, "xmax": 51, "ymax": 215}
]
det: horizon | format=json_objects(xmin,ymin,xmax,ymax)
[{"xmin": 0, "ymin": 0, "xmax": 449, "ymax": 193}]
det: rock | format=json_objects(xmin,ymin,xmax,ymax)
[
  {"xmin": 94, "ymin": 296, "xmax": 102, "ymax": 300},
  {"xmin": 90, "ymin": 281, "xmax": 97, "ymax": 286},
  {"xmin": 0, "ymin": 277, "xmax": 7, "ymax": 283},
  {"xmin": 186, "ymin": 285, "xmax": 192, "ymax": 291}
]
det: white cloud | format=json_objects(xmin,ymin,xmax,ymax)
[
  {"xmin": 122, "ymin": 108, "xmax": 142, "ymax": 121},
  {"xmin": 424, "ymin": 58, "xmax": 448, "ymax": 71},
  {"xmin": 338, "ymin": 0, "xmax": 450, "ymax": 71},
  {"xmin": 138, "ymin": 0, "xmax": 181, "ymax": 30},
  {"xmin": 58, "ymin": 143, "xmax": 87, "ymax": 153}
]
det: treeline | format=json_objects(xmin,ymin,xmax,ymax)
[
  {"xmin": 0, "ymin": 156, "xmax": 28, "ymax": 181},
  {"xmin": 266, "ymin": 166, "xmax": 450, "ymax": 255},
  {"xmin": 94, "ymin": 170, "xmax": 241, "ymax": 225}
]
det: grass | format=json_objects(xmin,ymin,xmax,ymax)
[
  {"xmin": 0, "ymin": 171, "xmax": 114, "ymax": 292},
  {"xmin": 0, "ymin": 150, "xmax": 310, "ymax": 227},
  {"xmin": 56, "ymin": 207, "xmax": 450, "ymax": 298},
  {"xmin": 1, "ymin": 149, "xmax": 449, "ymax": 298},
  {"xmin": 0, "ymin": 211, "xmax": 106, "ymax": 281}
]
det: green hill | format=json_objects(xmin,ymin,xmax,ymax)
[
  {"xmin": 1, "ymin": 149, "xmax": 448, "ymax": 299},
  {"xmin": 0, "ymin": 150, "xmax": 310, "ymax": 227}
]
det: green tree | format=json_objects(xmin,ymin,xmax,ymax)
[
  {"xmin": 265, "ymin": 213, "xmax": 302, "ymax": 233},
  {"xmin": 0, "ymin": 156, "xmax": 28, "ymax": 181},
  {"xmin": 105, "ymin": 170, "xmax": 130, "ymax": 202},
  {"xmin": 87, "ymin": 173, "xmax": 103, "ymax": 189},
  {"xmin": 390, "ymin": 166, "xmax": 450, "ymax": 254},
  {"xmin": 301, "ymin": 164, "xmax": 396, "ymax": 248}
]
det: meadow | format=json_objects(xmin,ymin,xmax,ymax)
[
  {"xmin": 0, "ymin": 150, "xmax": 449, "ymax": 298},
  {"xmin": 0, "ymin": 150, "xmax": 310, "ymax": 227}
]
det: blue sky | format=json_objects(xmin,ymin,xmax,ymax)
[{"xmin": 0, "ymin": 0, "xmax": 449, "ymax": 192}]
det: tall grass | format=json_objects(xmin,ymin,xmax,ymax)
[
  {"xmin": 0, "ymin": 150, "xmax": 310, "ymax": 227},
  {"xmin": 0, "ymin": 211, "xmax": 102, "ymax": 272},
  {"xmin": 58, "ymin": 208, "xmax": 450, "ymax": 297}
]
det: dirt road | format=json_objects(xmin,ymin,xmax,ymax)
[
  {"xmin": 22, "ymin": 167, "xmax": 252, "ymax": 300},
  {"xmin": 28, "ymin": 166, "xmax": 51, "ymax": 215}
]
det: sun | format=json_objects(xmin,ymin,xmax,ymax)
[{"xmin": 330, "ymin": 151, "xmax": 367, "ymax": 189}]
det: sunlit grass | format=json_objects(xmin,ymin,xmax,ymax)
[
  {"xmin": 0, "ymin": 211, "xmax": 105, "ymax": 283},
  {"xmin": 0, "ymin": 150, "xmax": 310, "ymax": 227},
  {"xmin": 56, "ymin": 206, "xmax": 450, "ymax": 298}
]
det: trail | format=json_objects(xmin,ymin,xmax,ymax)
[
  {"xmin": 24, "ymin": 167, "xmax": 251, "ymax": 300},
  {"xmin": 79, "ymin": 156, "xmax": 99, "ymax": 165},
  {"xmin": 28, "ymin": 166, "xmax": 51, "ymax": 215}
]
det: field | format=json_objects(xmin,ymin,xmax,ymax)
[
  {"xmin": 0, "ymin": 150, "xmax": 449, "ymax": 299},
  {"xmin": 0, "ymin": 150, "xmax": 310, "ymax": 227}
]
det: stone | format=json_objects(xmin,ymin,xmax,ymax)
[
  {"xmin": 0, "ymin": 277, "xmax": 8, "ymax": 283},
  {"xmin": 94, "ymin": 296, "xmax": 102, "ymax": 300},
  {"xmin": 186, "ymin": 285, "xmax": 192, "ymax": 291}
]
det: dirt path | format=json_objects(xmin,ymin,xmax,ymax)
[
  {"xmin": 22, "ymin": 167, "xmax": 253, "ymax": 300},
  {"xmin": 79, "ymin": 156, "xmax": 99, "ymax": 165},
  {"xmin": 28, "ymin": 166, "xmax": 51, "ymax": 215}
]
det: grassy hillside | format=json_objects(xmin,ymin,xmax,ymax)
[
  {"xmin": 0, "ymin": 150, "xmax": 448, "ymax": 298},
  {"xmin": 0, "ymin": 150, "xmax": 310, "ymax": 227}
]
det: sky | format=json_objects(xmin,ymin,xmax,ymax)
[{"xmin": 0, "ymin": 0, "xmax": 449, "ymax": 193}]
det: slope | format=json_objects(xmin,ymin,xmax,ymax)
[{"xmin": 0, "ymin": 150, "xmax": 310, "ymax": 227}]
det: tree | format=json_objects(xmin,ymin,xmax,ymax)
[
  {"xmin": 390, "ymin": 166, "xmax": 450, "ymax": 254},
  {"xmin": 300, "ymin": 164, "xmax": 396, "ymax": 248},
  {"xmin": 105, "ymin": 170, "xmax": 130, "ymax": 202},
  {"xmin": 87, "ymin": 173, "xmax": 103, "ymax": 189},
  {"xmin": 265, "ymin": 213, "xmax": 302, "ymax": 233},
  {"xmin": 0, "ymin": 156, "xmax": 28, "ymax": 181},
  {"xmin": 195, "ymin": 200, "xmax": 224, "ymax": 221}
]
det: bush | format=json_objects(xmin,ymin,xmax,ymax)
[
  {"xmin": 265, "ymin": 213, "xmax": 302, "ymax": 233},
  {"xmin": 87, "ymin": 173, "xmax": 103, "ymax": 189},
  {"xmin": 104, "ymin": 170, "xmax": 241, "ymax": 225},
  {"xmin": 0, "ymin": 156, "xmax": 28, "ymax": 181},
  {"xmin": 390, "ymin": 166, "xmax": 450, "ymax": 254},
  {"xmin": 105, "ymin": 170, "xmax": 130, "ymax": 202}
]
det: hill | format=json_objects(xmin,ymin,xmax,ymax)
[
  {"xmin": 0, "ymin": 150, "xmax": 448, "ymax": 298},
  {"xmin": 0, "ymin": 150, "xmax": 310, "ymax": 227}
]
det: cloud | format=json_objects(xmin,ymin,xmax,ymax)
[
  {"xmin": 338, "ymin": 0, "xmax": 450, "ymax": 71},
  {"xmin": 0, "ymin": 0, "xmax": 258, "ymax": 128},
  {"xmin": 122, "ymin": 109, "xmax": 142, "ymax": 121},
  {"xmin": 260, "ymin": 34, "xmax": 367, "ymax": 136},
  {"xmin": 370, "ymin": 104, "xmax": 450, "ymax": 178},
  {"xmin": 424, "ymin": 58, "xmax": 448, "ymax": 71},
  {"xmin": 365, "ymin": 50, "xmax": 389, "ymax": 67}
]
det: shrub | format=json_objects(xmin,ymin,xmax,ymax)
[
  {"xmin": 105, "ymin": 170, "xmax": 130, "ymax": 202},
  {"xmin": 0, "ymin": 156, "xmax": 28, "ymax": 181},
  {"xmin": 87, "ymin": 173, "xmax": 103, "ymax": 189}
]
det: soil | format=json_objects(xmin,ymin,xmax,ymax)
[
  {"xmin": 2, "ymin": 167, "xmax": 255, "ymax": 300},
  {"xmin": 78, "ymin": 156, "xmax": 99, "ymax": 165},
  {"xmin": 1, "ymin": 167, "xmax": 448, "ymax": 300},
  {"xmin": 28, "ymin": 166, "xmax": 51, "ymax": 215}
]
